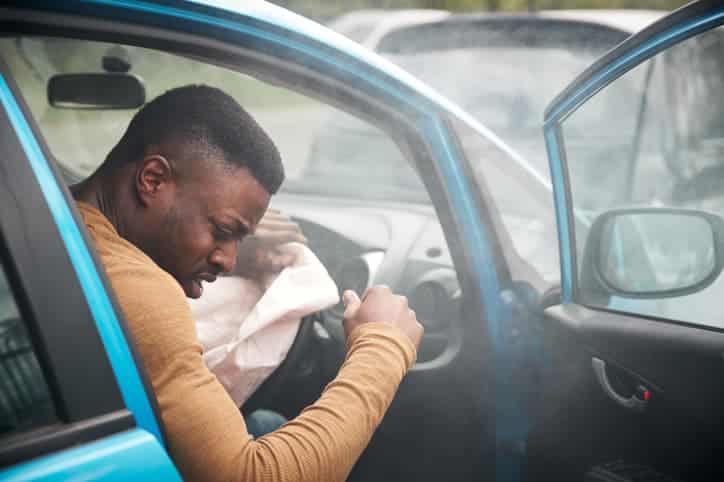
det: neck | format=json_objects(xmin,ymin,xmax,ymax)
[{"xmin": 72, "ymin": 170, "xmax": 130, "ymax": 238}]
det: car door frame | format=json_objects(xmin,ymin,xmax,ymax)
[
  {"xmin": 0, "ymin": 1, "xmax": 515, "ymax": 480},
  {"xmin": 542, "ymin": 0, "xmax": 724, "ymax": 436},
  {"xmin": 545, "ymin": 0, "xmax": 724, "ymax": 305},
  {"xmin": 0, "ymin": 59, "xmax": 179, "ymax": 478}
]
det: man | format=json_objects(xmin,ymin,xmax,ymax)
[{"xmin": 71, "ymin": 84, "xmax": 423, "ymax": 482}]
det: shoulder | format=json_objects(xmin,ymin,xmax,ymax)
[
  {"xmin": 76, "ymin": 202, "xmax": 201, "ymax": 362},
  {"xmin": 109, "ymin": 261, "xmax": 202, "ymax": 367},
  {"xmin": 109, "ymin": 261, "xmax": 186, "ymax": 310}
]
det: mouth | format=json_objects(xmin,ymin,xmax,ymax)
[
  {"xmin": 184, "ymin": 271, "xmax": 219, "ymax": 299},
  {"xmin": 198, "ymin": 273, "xmax": 218, "ymax": 284}
]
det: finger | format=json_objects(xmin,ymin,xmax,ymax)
[
  {"xmin": 253, "ymin": 230, "xmax": 308, "ymax": 246},
  {"xmin": 259, "ymin": 210, "xmax": 289, "ymax": 224},
  {"xmin": 266, "ymin": 252, "xmax": 296, "ymax": 272},
  {"xmin": 257, "ymin": 216, "xmax": 300, "ymax": 229},
  {"xmin": 342, "ymin": 290, "xmax": 361, "ymax": 319},
  {"xmin": 256, "ymin": 219, "xmax": 303, "ymax": 233}
]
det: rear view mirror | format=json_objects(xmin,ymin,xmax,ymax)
[
  {"xmin": 582, "ymin": 208, "xmax": 723, "ymax": 298},
  {"xmin": 48, "ymin": 73, "xmax": 145, "ymax": 109}
]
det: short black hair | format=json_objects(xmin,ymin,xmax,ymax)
[{"xmin": 104, "ymin": 84, "xmax": 284, "ymax": 194}]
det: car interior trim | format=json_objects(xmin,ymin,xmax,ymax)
[
  {"xmin": 0, "ymin": 428, "xmax": 181, "ymax": 481},
  {"xmin": 0, "ymin": 410, "xmax": 135, "ymax": 468},
  {"xmin": 544, "ymin": 126, "xmax": 574, "ymax": 303}
]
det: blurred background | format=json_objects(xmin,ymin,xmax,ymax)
[{"xmin": 270, "ymin": 0, "xmax": 689, "ymax": 19}]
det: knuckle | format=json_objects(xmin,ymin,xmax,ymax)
[{"xmin": 368, "ymin": 285, "xmax": 391, "ymax": 298}]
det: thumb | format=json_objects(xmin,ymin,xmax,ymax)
[
  {"xmin": 342, "ymin": 290, "xmax": 361, "ymax": 319},
  {"xmin": 267, "ymin": 251, "xmax": 296, "ymax": 272}
]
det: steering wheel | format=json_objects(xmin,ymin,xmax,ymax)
[{"xmin": 241, "ymin": 312, "xmax": 329, "ymax": 415}]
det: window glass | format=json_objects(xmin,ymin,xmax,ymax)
[
  {"xmin": 560, "ymin": 26, "xmax": 724, "ymax": 327},
  {"xmin": 376, "ymin": 20, "xmax": 630, "ymax": 286},
  {"xmin": 453, "ymin": 118, "xmax": 560, "ymax": 284},
  {"xmin": 0, "ymin": 37, "xmax": 427, "ymax": 203},
  {"xmin": 379, "ymin": 21, "xmax": 628, "ymax": 187},
  {"xmin": 0, "ymin": 260, "xmax": 55, "ymax": 437},
  {"xmin": 0, "ymin": 36, "xmax": 459, "ymax": 364}
]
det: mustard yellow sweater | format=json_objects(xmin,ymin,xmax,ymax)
[{"xmin": 78, "ymin": 202, "xmax": 416, "ymax": 482}]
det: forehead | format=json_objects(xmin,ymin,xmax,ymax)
[{"xmin": 192, "ymin": 165, "xmax": 271, "ymax": 226}]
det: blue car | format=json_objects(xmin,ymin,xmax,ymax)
[{"xmin": 0, "ymin": 1, "xmax": 723, "ymax": 481}]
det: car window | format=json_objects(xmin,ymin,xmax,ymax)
[
  {"xmin": 560, "ymin": 25, "xmax": 724, "ymax": 327},
  {"xmin": 0, "ymin": 37, "xmax": 428, "ymax": 204},
  {"xmin": 379, "ymin": 20, "xmax": 629, "ymax": 180},
  {"xmin": 373, "ymin": 19, "xmax": 631, "ymax": 286},
  {"xmin": 0, "ymin": 258, "xmax": 56, "ymax": 438},
  {"xmin": 0, "ymin": 36, "xmax": 459, "ymax": 362},
  {"xmin": 452, "ymin": 118, "xmax": 560, "ymax": 284}
]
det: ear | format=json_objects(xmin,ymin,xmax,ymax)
[{"xmin": 135, "ymin": 155, "xmax": 175, "ymax": 207}]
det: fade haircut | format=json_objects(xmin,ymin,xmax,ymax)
[{"xmin": 103, "ymin": 84, "xmax": 284, "ymax": 194}]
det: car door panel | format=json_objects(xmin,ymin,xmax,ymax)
[
  {"xmin": 1, "ymin": 429, "xmax": 180, "ymax": 481},
  {"xmin": 530, "ymin": 2, "xmax": 724, "ymax": 481},
  {"xmin": 545, "ymin": 304, "xmax": 724, "ymax": 420}
]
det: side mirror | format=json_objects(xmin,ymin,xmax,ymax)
[
  {"xmin": 581, "ymin": 208, "xmax": 723, "ymax": 299},
  {"xmin": 48, "ymin": 73, "xmax": 145, "ymax": 109}
]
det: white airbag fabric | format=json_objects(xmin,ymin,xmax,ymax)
[{"xmin": 190, "ymin": 243, "xmax": 339, "ymax": 406}]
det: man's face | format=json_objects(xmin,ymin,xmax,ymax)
[{"xmin": 152, "ymin": 164, "xmax": 271, "ymax": 299}]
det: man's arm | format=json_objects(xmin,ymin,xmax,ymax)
[{"xmin": 111, "ymin": 265, "xmax": 419, "ymax": 482}]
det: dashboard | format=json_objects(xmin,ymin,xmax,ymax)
[{"xmin": 273, "ymin": 192, "xmax": 462, "ymax": 363}]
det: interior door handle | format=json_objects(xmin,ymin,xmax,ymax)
[{"xmin": 592, "ymin": 357, "xmax": 648, "ymax": 412}]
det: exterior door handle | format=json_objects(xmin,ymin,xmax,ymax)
[{"xmin": 592, "ymin": 357, "xmax": 648, "ymax": 412}]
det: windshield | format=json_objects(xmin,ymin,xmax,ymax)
[
  {"xmin": 292, "ymin": 20, "xmax": 631, "ymax": 206},
  {"xmin": 389, "ymin": 48, "xmax": 623, "ymax": 178},
  {"xmin": 286, "ymin": 111, "xmax": 430, "ymax": 203},
  {"xmin": 376, "ymin": 19, "xmax": 630, "ymax": 179}
]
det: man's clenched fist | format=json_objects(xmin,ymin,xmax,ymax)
[{"xmin": 342, "ymin": 285, "xmax": 423, "ymax": 350}]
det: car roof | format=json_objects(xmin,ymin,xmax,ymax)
[
  {"xmin": 329, "ymin": 9, "xmax": 449, "ymax": 26},
  {"xmin": 328, "ymin": 9, "xmax": 451, "ymax": 48},
  {"xmin": 382, "ymin": 9, "xmax": 667, "ymax": 36},
  {"xmin": 539, "ymin": 9, "xmax": 667, "ymax": 34}
]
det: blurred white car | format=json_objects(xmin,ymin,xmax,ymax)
[{"xmin": 327, "ymin": 9, "xmax": 449, "ymax": 49}]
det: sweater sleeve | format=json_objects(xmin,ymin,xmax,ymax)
[{"xmin": 107, "ymin": 264, "xmax": 416, "ymax": 482}]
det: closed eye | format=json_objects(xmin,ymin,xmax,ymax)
[
  {"xmin": 214, "ymin": 222, "xmax": 248, "ymax": 242},
  {"xmin": 214, "ymin": 224, "xmax": 236, "ymax": 241}
]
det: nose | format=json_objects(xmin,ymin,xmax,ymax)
[{"xmin": 209, "ymin": 240, "xmax": 237, "ymax": 274}]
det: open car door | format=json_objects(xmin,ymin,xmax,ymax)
[{"xmin": 531, "ymin": 1, "xmax": 724, "ymax": 481}]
